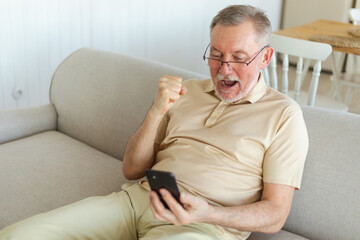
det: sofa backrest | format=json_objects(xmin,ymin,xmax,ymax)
[
  {"xmin": 284, "ymin": 106, "xmax": 360, "ymax": 239},
  {"xmin": 50, "ymin": 48, "xmax": 208, "ymax": 160}
]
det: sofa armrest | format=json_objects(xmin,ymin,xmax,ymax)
[{"xmin": 0, "ymin": 104, "xmax": 57, "ymax": 144}]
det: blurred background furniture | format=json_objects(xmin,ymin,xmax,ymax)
[
  {"xmin": 274, "ymin": 19, "xmax": 360, "ymax": 111},
  {"xmin": 280, "ymin": 0, "xmax": 360, "ymax": 112},
  {"xmin": 264, "ymin": 34, "xmax": 348, "ymax": 111},
  {"xmin": 349, "ymin": 8, "xmax": 360, "ymax": 25},
  {"xmin": 281, "ymin": 0, "xmax": 354, "ymax": 72},
  {"xmin": 335, "ymin": 8, "xmax": 360, "ymax": 106}
]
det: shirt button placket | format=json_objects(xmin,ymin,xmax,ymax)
[{"xmin": 205, "ymin": 101, "xmax": 227, "ymax": 127}]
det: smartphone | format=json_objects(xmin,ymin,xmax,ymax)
[{"xmin": 145, "ymin": 169, "xmax": 183, "ymax": 209}]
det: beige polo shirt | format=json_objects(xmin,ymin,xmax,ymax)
[
  {"xmin": 150, "ymin": 75, "xmax": 308, "ymax": 206},
  {"xmin": 143, "ymin": 75, "xmax": 308, "ymax": 239}
]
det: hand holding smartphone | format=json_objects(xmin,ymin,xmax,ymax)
[{"xmin": 145, "ymin": 169, "xmax": 183, "ymax": 209}]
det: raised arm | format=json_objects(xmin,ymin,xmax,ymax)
[{"xmin": 122, "ymin": 75, "xmax": 186, "ymax": 180}]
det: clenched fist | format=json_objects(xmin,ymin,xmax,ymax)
[{"xmin": 150, "ymin": 75, "xmax": 186, "ymax": 117}]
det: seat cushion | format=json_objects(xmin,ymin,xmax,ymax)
[
  {"xmin": 248, "ymin": 230, "xmax": 309, "ymax": 240},
  {"xmin": 0, "ymin": 131, "xmax": 128, "ymax": 229}
]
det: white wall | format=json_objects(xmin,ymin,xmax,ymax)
[{"xmin": 0, "ymin": 0, "xmax": 282, "ymax": 110}]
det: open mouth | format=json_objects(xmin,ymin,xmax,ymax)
[{"xmin": 221, "ymin": 80, "xmax": 238, "ymax": 87}]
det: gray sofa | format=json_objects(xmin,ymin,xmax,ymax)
[{"xmin": 1, "ymin": 48, "xmax": 359, "ymax": 240}]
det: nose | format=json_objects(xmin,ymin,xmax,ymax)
[{"xmin": 219, "ymin": 61, "xmax": 233, "ymax": 75}]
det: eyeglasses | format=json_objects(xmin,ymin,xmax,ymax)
[{"xmin": 202, "ymin": 43, "xmax": 269, "ymax": 68}]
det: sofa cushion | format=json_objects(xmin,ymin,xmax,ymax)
[
  {"xmin": 0, "ymin": 131, "xmax": 126, "ymax": 229},
  {"xmin": 282, "ymin": 106, "xmax": 360, "ymax": 239},
  {"xmin": 50, "ymin": 48, "xmax": 209, "ymax": 160},
  {"xmin": 248, "ymin": 230, "xmax": 309, "ymax": 240}
]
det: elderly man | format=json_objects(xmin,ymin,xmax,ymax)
[{"xmin": 0, "ymin": 5, "xmax": 308, "ymax": 240}]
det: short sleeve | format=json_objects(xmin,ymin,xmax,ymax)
[{"xmin": 263, "ymin": 107, "xmax": 309, "ymax": 189}]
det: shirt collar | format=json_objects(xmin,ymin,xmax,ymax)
[{"xmin": 203, "ymin": 73, "xmax": 267, "ymax": 104}]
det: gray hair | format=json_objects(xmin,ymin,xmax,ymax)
[{"xmin": 210, "ymin": 5, "xmax": 272, "ymax": 46}]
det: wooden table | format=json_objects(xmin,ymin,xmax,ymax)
[{"xmin": 274, "ymin": 19, "xmax": 360, "ymax": 55}]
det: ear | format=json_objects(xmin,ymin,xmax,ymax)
[{"xmin": 259, "ymin": 46, "xmax": 274, "ymax": 70}]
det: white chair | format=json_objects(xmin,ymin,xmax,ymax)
[
  {"xmin": 263, "ymin": 33, "xmax": 348, "ymax": 111},
  {"xmin": 349, "ymin": 8, "xmax": 360, "ymax": 25}
]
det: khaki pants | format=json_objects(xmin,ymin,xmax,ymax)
[{"xmin": 0, "ymin": 183, "xmax": 223, "ymax": 240}]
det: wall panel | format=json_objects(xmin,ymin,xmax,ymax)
[{"xmin": 0, "ymin": 0, "xmax": 282, "ymax": 110}]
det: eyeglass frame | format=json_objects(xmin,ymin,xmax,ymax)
[{"xmin": 202, "ymin": 43, "xmax": 269, "ymax": 68}]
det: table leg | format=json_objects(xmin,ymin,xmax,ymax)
[{"xmin": 330, "ymin": 53, "xmax": 342, "ymax": 100}]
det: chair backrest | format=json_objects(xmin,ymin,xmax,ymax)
[
  {"xmin": 264, "ymin": 33, "xmax": 332, "ymax": 106},
  {"xmin": 349, "ymin": 8, "xmax": 360, "ymax": 25}
]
